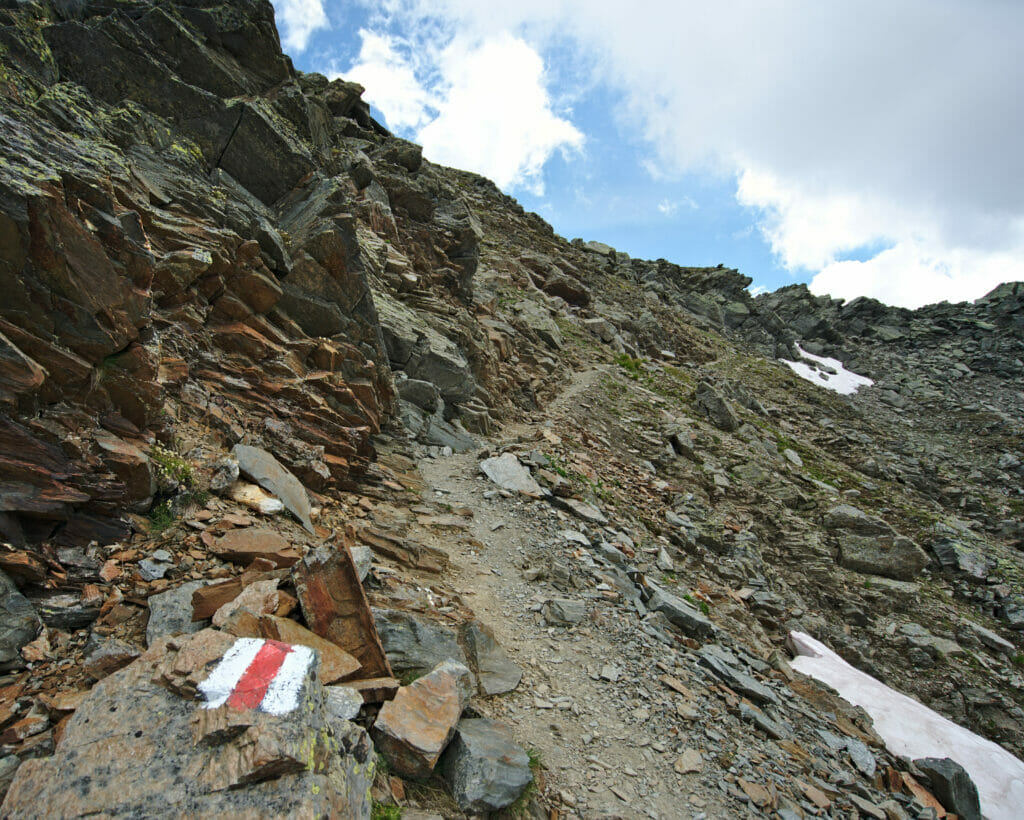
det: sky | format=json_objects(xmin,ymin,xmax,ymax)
[{"xmin": 269, "ymin": 0, "xmax": 1024, "ymax": 309}]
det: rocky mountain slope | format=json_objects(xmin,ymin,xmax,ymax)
[{"xmin": 0, "ymin": 0, "xmax": 1022, "ymax": 817}]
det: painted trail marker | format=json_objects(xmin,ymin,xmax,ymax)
[{"xmin": 198, "ymin": 638, "xmax": 315, "ymax": 716}]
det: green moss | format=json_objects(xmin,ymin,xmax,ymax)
[
  {"xmin": 371, "ymin": 802, "xmax": 401, "ymax": 820},
  {"xmin": 149, "ymin": 443, "xmax": 195, "ymax": 487}
]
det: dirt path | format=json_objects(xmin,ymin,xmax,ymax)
[{"xmin": 413, "ymin": 365, "xmax": 733, "ymax": 820}]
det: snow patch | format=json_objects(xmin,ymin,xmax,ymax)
[
  {"xmin": 789, "ymin": 631, "xmax": 1024, "ymax": 820},
  {"xmin": 780, "ymin": 343, "xmax": 873, "ymax": 395}
]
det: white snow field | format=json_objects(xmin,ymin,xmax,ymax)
[
  {"xmin": 789, "ymin": 631, "xmax": 1024, "ymax": 820},
  {"xmin": 780, "ymin": 343, "xmax": 874, "ymax": 395}
]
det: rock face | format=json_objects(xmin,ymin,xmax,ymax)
[
  {"xmin": 0, "ymin": 570, "xmax": 40, "ymax": 671},
  {"xmin": 1, "ymin": 630, "xmax": 374, "ymax": 817}
]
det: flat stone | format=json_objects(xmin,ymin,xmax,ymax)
[
  {"xmin": 542, "ymin": 598, "xmax": 586, "ymax": 626},
  {"xmin": 325, "ymin": 685, "xmax": 363, "ymax": 722},
  {"xmin": 463, "ymin": 622, "xmax": 522, "ymax": 695},
  {"xmin": 83, "ymin": 636, "xmax": 140, "ymax": 680},
  {"xmin": 838, "ymin": 534, "xmax": 929, "ymax": 581},
  {"xmin": 645, "ymin": 585, "xmax": 717, "ymax": 641},
  {"xmin": 697, "ymin": 647, "xmax": 777, "ymax": 705},
  {"xmin": 371, "ymin": 661, "xmax": 472, "ymax": 779},
  {"xmin": 479, "ymin": 453, "xmax": 544, "ymax": 496},
  {"xmin": 211, "ymin": 578, "xmax": 281, "ymax": 627},
  {"xmin": 211, "ymin": 528, "xmax": 300, "ymax": 568},
  {"xmin": 674, "ymin": 748, "xmax": 703, "ymax": 774},
  {"xmin": 960, "ymin": 619, "xmax": 1015, "ymax": 655},
  {"xmin": 440, "ymin": 717, "xmax": 532, "ymax": 813},
  {"xmin": 232, "ymin": 444, "xmax": 314, "ymax": 533},
  {"xmin": 550, "ymin": 497, "xmax": 608, "ymax": 525}
]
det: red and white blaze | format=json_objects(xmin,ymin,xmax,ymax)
[{"xmin": 198, "ymin": 638, "xmax": 314, "ymax": 716}]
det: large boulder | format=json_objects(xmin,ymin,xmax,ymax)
[
  {"xmin": 1, "ymin": 630, "xmax": 373, "ymax": 817},
  {"xmin": 371, "ymin": 661, "xmax": 472, "ymax": 779},
  {"xmin": 440, "ymin": 718, "xmax": 533, "ymax": 813}
]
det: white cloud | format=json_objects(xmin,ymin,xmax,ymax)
[
  {"xmin": 418, "ymin": 35, "xmax": 583, "ymax": 194},
  {"xmin": 272, "ymin": 0, "xmax": 329, "ymax": 53},
  {"xmin": 348, "ymin": 0, "xmax": 1024, "ymax": 307},
  {"xmin": 342, "ymin": 32, "xmax": 435, "ymax": 131},
  {"xmin": 338, "ymin": 27, "xmax": 582, "ymax": 194}
]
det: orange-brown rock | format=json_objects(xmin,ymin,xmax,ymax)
[{"xmin": 209, "ymin": 528, "xmax": 299, "ymax": 568}]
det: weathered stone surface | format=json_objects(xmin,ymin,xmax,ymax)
[
  {"xmin": 838, "ymin": 534, "xmax": 929, "ymax": 581},
  {"xmin": 294, "ymin": 546, "xmax": 392, "ymax": 680},
  {"xmin": 251, "ymin": 615, "xmax": 361, "ymax": 684},
  {"xmin": 913, "ymin": 757, "xmax": 981, "ymax": 820},
  {"xmin": 147, "ymin": 580, "xmax": 211, "ymax": 647},
  {"xmin": 211, "ymin": 528, "xmax": 300, "ymax": 568},
  {"xmin": 930, "ymin": 538, "xmax": 992, "ymax": 580},
  {"xmin": 1, "ymin": 630, "xmax": 372, "ymax": 818},
  {"xmin": 232, "ymin": 445, "xmax": 314, "ymax": 533},
  {"xmin": 0, "ymin": 570, "xmax": 40, "ymax": 671},
  {"xmin": 371, "ymin": 661, "xmax": 471, "ymax": 779},
  {"xmin": 479, "ymin": 453, "xmax": 544, "ymax": 496},
  {"xmin": 440, "ymin": 718, "xmax": 532, "ymax": 813},
  {"xmin": 549, "ymin": 496, "xmax": 608, "ymax": 525},
  {"xmin": 374, "ymin": 608, "xmax": 469, "ymax": 682},
  {"xmin": 824, "ymin": 504, "xmax": 892, "ymax": 535},
  {"xmin": 645, "ymin": 584, "xmax": 717, "ymax": 641},
  {"xmin": 695, "ymin": 380, "xmax": 740, "ymax": 432},
  {"xmin": 83, "ymin": 635, "xmax": 140, "ymax": 680},
  {"xmin": 542, "ymin": 598, "xmax": 586, "ymax": 626},
  {"xmin": 211, "ymin": 578, "xmax": 281, "ymax": 627},
  {"xmin": 463, "ymin": 622, "xmax": 522, "ymax": 695},
  {"xmin": 325, "ymin": 685, "xmax": 364, "ymax": 722},
  {"xmin": 697, "ymin": 646, "xmax": 776, "ymax": 705}
]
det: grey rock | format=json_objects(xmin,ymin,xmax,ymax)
[
  {"xmin": 549, "ymin": 496, "xmax": 608, "ymax": 525},
  {"xmin": 645, "ymin": 585, "xmax": 717, "ymax": 641},
  {"xmin": 824, "ymin": 504, "xmax": 892, "ymax": 535},
  {"xmin": 83, "ymin": 635, "xmax": 140, "ymax": 680},
  {"xmin": 479, "ymin": 453, "xmax": 544, "ymax": 496},
  {"xmin": 463, "ymin": 622, "xmax": 522, "ymax": 695},
  {"xmin": 325, "ymin": 685, "xmax": 364, "ymax": 723},
  {"xmin": 397, "ymin": 378, "xmax": 441, "ymax": 412},
  {"xmin": 146, "ymin": 580, "xmax": 210, "ymax": 647},
  {"xmin": 208, "ymin": 456, "xmax": 239, "ymax": 494},
  {"xmin": 738, "ymin": 702, "xmax": 789, "ymax": 739},
  {"xmin": 543, "ymin": 598, "xmax": 586, "ymax": 625},
  {"xmin": 838, "ymin": 534, "xmax": 930, "ymax": 581},
  {"xmin": 512, "ymin": 300, "xmax": 562, "ymax": 350},
  {"xmin": 959, "ymin": 619, "xmax": 1015, "ymax": 654},
  {"xmin": 440, "ymin": 718, "xmax": 533, "ymax": 813},
  {"xmin": 377, "ymin": 295, "xmax": 477, "ymax": 404},
  {"xmin": 0, "ymin": 755, "xmax": 21, "ymax": 799},
  {"xmin": 930, "ymin": 538, "xmax": 991, "ymax": 581},
  {"xmin": 350, "ymin": 545, "xmax": 373, "ymax": 583},
  {"xmin": 0, "ymin": 570, "xmax": 40, "ymax": 671},
  {"xmin": 697, "ymin": 646, "xmax": 777, "ymax": 705},
  {"xmin": 31, "ymin": 592, "xmax": 101, "ymax": 631},
  {"xmin": 232, "ymin": 444, "xmax": 314, "ymax": 533},
  {"xmin": 582, "ymin": 317, "xmax": 617, "ymax": 343},
  {"xmin": 138, "ymin": 555, "xmax": 173, "ymax": 581},
  {"xmin": 845, "ymin": 736, "xmax": 876, "ymax": 778},
  {"xmin": 373, "ymin": 609, "xmax": 470, "ymax": 682},
  {"xmin": 912, "ymin": 757, "xmax": 981, "ymax": 820},
  {"xmin": 694, "ymin": 381, "xmax": 740, "ymax": 432}
]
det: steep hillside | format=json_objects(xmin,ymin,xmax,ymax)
[{"xmin": 0, "ymin": 1, "xmax": 1022, "ymax": 817}]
